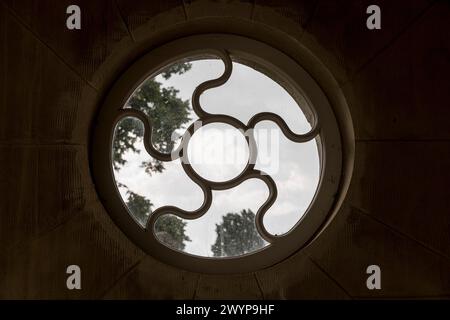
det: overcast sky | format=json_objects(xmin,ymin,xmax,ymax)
[{"xmin": 114, "ymin": 60, "xmax": 320, "ymax": 257}]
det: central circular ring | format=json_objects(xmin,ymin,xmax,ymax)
[{"xmin": 185, "ymin": 122, "xmax": 250, "ymax": 183}]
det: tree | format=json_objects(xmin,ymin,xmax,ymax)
[
  {"xmin": 116, "ymin": 62, "xmax": 193, "ymax": 251},
  {"xmin": 211, "ymin": 209, "xmax": 265, "ymax": 257},
  {"xmin": 125, "ymin": 190, "xmax": 191, "ymax": 251},
  {"xmin": 125, "ymin": 190, "xmax": 153, "ymax": 225},
  {"xmin": 113, "ymin": 62, "xmax": 192, "ymax": 172}
]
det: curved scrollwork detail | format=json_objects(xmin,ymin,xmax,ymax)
[{"xmin": 118, "ymin": 49, "xmax": 320, "ymax": 244}]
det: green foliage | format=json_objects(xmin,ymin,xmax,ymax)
[
  {"xmin": 125, "ymin": 190, "xmax": 191, "ymax": 250},
  {"xmin": 113, "ymin": 62, "xmax": 192, "ymax": 172},
  {"xmin": 112, "ymin": 117, "xmax": 144, "ymax": 170},
  {"xmin": 155, "ymin": 215, "xmax": 191, "ymax": 251},
  {"xmin": 116, "ymin": 62, "xmax": 193, "ymax": 251},
  {"xmin": 211, "ymin": 209, "xmax": 265, "ymax": 257},
  {"xmin": 125, "ymin": 190, "xmax": 153, "ymax": 225},
  {"xmin": 161, "ymin": 62, "xmax": 192, "ymax": 80}
]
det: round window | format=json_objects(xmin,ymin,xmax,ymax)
[{"xmin": 92, "ymin": 34, "xmax": 344, "ymax": 273}]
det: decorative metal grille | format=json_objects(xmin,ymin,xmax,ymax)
[
  {"xmin": 92, "ymin": 34, "xmax": 347, "ymax": 273},
  {"xmin": 116, "ymin": 49, "xmax": 320, "ymax": 244}
]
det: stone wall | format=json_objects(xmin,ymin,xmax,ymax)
[{"xmin": 0, "ymin": 0, "xmax": 449, "ymax": 299}]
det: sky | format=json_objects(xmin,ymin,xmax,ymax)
[{"xmin": 114, "ymin": 59, "xmax": 320, "ymax": 257}]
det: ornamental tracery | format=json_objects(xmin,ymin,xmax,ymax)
[{"xmin": 114, "ymin": 49, "xmax": 320, "ymax": 244}]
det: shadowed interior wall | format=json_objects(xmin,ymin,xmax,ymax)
[{"xmin": 0, "ymin": 0, "xmax": 449, "ymax": 299}]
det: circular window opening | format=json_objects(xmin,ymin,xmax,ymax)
[{"xmin": 92, "ymin": 34, "xmax": 344, "ymax": 273}]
